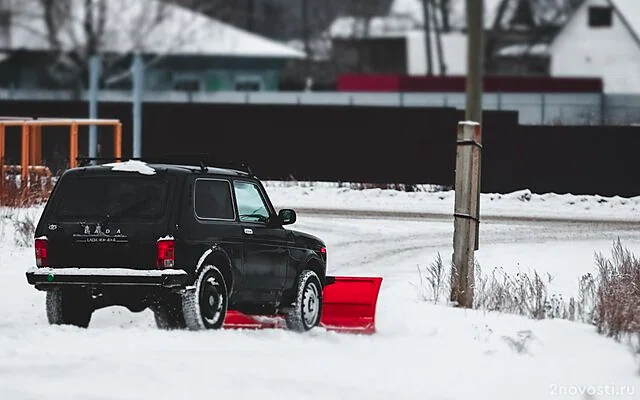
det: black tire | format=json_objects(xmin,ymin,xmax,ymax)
[
  {"xmin": 182, "ymin": 265, "xmax": 228, "ymax": 330},
  {"xmin": 285, "ymin": 270, "xmax": 323, "ymax": 332},
  {"xmin": 46, "ymin": 288, "xmax": 93, "ymax": 328},
  {"xmin": 152, "ymin": 295, "xmax": 187, "ymax": 330}
]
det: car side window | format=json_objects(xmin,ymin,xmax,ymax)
[
  {"xmin": 194, "ymin": 179, "xmax": 235, "ymax": 220},
  {"xmin": 233, "ymin": 181, "xmax": 269, "ymax": 223}
]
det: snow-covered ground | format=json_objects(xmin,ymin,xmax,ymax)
[{"xmin": 0, "ymin": 184, "xmax": 638, "ymax": 400}]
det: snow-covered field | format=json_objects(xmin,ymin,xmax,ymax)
[{"xmin": 0, "ymin": 183, "xmax": 638, "ymax": 400}]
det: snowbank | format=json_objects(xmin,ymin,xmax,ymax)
[{"xmin": 263, "ymin": 181, "xmax": 640, "ymax": 222}]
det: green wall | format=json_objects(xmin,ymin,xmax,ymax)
[
  {"xmin": 147, "ymin": 67, "xmax": 279, "ymax": 91},
  {"xmin": 0, "ymin": 53, "xmax": 289, "ymax": 91},
  {"xmin": 150, "ymin": 56, "xmax": 285, "ymax": 91}
]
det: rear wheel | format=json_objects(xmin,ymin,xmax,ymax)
[
  {"xmin": 285, "ymin": 270, "xmax": 323, "ymax": 332},
  {"xmin": 152, "ymin": 295, "xmax": 186, "ymax": 330},
  {"xmin": 182, "ymin": 265, "xmax": 228, "ymax": 330},
  {"xmin": 46, "ymin": 288, "xmax": 93, "ymax": 328}
]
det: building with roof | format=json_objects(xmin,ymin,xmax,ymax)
[
  {"xmin": 328, "ymin": 15, "xmax": 468, "ymax": 76},
  {"xmin": 328, "ymin": 0, "xmax": 567, "ymax": 77},
  {"xmin": 0, "ymin": 0, "xmax": 304, "ymax": 91},
  {"xmin": 549, "ymin": 0, "xmax": 640, "ymax": 93}
]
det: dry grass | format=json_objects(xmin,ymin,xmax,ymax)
[
  {"xmin": 413, "ymin": 253, "xmax": 449, "ymax": 303},
  {"xmin": 1, "ymin": 175, "xmax": 52, "ymax": 208},
  {"xmin": 0, "ymin": 173, "xmax": 52, "ymax": 245},
  {"xmin": 415, "ymin": 239, "xmax": 640, "ymax": 364},
  {"xmin": 415, "ymin": 250, "xmax": 601, "ymax": 323},
  {"xmin": 12, "ymin": 210, "xmax": 37, "ymax": 248},
  {"xmin": 474, "ymin": 265, "xmax": 559, "ymax": 320},
  {"xmin": 594, "ymin": 239, "xmax": 640, "ymax": 341}
]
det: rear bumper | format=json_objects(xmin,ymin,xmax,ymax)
[{"xmin": 25, "ymin": 267, "xmax": 189, "ymax": 289}]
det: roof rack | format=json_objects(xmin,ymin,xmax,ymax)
[{"xmin": 77, "ymin": 155, "xmax": 254, "ymax": 176}]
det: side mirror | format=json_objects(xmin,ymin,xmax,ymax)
[{"xmin": 278, "ymin": 209, "xmax": 297, "ymax": 225}]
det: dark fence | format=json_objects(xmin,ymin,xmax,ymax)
[{"xmin": 0, "ymin": 100, "xmax": 638, "ymax": 197}]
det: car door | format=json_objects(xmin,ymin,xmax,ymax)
[
  {"xmin": 189, "ymin": 177, "xmax": 244, "ymax": 290},
  {"xmin": 232, "ymin": 179, "xmax": 291, "ymax": 297}
]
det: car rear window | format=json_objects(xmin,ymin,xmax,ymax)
[
  {"xmin": 53, "ymin": 175, "xmax": 171, "ymax": 220},
  {"xmin": 194, "ymin": 179, "xmax": 235, "ymax": 220}
]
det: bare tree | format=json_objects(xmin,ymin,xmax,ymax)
[
  {"xmin": 531, "ymin": 0, "xmax": 585, "ymax": 25},
  {"xmin": 484, "ymin": 0, "xmax": 511, "ymax": 73},
  {"xmin": 430, "ymin": 0, "xmax": 446, "ymax": 75},
  {"xmin": 336, "ymin": 0, "xmax": 396, "ymax": 73},
  {"xmin": 438, "ymin": 0, "xmax": 451, "ymax": 32},
  {"xmin": 421, "ymin": 0, "xmax": 433, "ymax": 75},
  {"xmin": 170, "ymin": 0, "xmax": 246, "ymax": 31},
  {"xmin": 276, "ymin": 0, "xmax": 395, "ymax": 88},
  {"xmin": 485, "ymin": 0, "xmax": 585, "ymax": 73}
]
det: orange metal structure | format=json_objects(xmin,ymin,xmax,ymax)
[{"xmin": 0, "ymin": 117, "xmax": 123, "ymax": 195}]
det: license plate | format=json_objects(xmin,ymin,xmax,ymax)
[{"xmin": 73, "ymin": 224, "xmax": 128, "ymax": 243}]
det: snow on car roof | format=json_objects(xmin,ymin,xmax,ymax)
[{"xmin": 104, "ymin": 160, "xmax": 157, "ymax": 175}]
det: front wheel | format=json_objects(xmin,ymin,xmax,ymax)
[
  {"xmin": 285, "ymin": 270, "xmax": 323, "ymax": 332},
  {"xmin": 182, "ymin": 265, "xmax": 228, "ymax": 330}
]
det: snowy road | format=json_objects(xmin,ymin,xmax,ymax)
[
  {"xmin": 0, "ymin": 203, "xmax": 638, "ymax": 400},
  {"xmin": 294, "ymin": 211, "xmax": 640, "ymax": 295}
]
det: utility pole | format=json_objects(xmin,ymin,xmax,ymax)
[
  {"xmin": 302, "ymin": 0, "xmax": 311, "ymax": 81},
  {"xmin": 421, "ymin": 0, "xmax": 433, "ymax": 75},
  {"xmin": 467, "ymin": 0, "xmax": 484, "ymax": 250},
  {"xmin": 465, "ymin": 0, "xmax": 484, "ymax": 124},
  {"xmin": 132, "ymin": 53, "xmax": 144, "ymax": 159},
  {"xmin": 88, "ymin": 55, "xmax": 100, "ymax": 162},
  {"xmin": 450, "ymin": 0, "xmax": 484, "ymax": 309}
]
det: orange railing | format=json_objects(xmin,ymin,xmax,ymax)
[{"xmin": 0, "ymin": 117, "xmax": 123, "ymax": 205}]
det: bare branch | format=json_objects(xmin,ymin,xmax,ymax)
[
  {"xmin": 39, "ymin": 0, "xmax": 62, "ymax": 50},
  {"xmin": 104, "ymin": 1, "xmax": 218, "ymax": 86}
]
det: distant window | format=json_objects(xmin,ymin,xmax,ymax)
[
  {"xmin": 173, "ymin": 79, "xmax": 200, "ymax": 92},
  {"xmin": 173, "ymin": 77, "xmax": 202, "ymax": 92},
  {"xmin": 234, "ymin": 81, "xmax": 261, "ymax": 91},
  {"xmin": 588, "ymin": 6, "xmax": 612, "ymax": 28},
  {"xmin": 234, "ymin": 76, "xmax": 263, "ymax": 91}
]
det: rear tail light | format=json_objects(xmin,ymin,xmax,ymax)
[
  {"xmin": 157, "ymin": 238, "xmax": 175, "ymax": 269},
  {"xmin": 35, "ymin": 237, "xmax": 48, "ymax": 267}
]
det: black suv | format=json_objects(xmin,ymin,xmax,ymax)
[{"xmin": 26, "ymin": 161, "xmax": 327, "ymax": 331}]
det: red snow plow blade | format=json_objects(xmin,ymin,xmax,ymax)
[
  {"xmin": 320, "ymin": 276, "xmax": 383, "ymax": 334},
  {"xmin": 223, "ymin": 276, "xmax": 383, "ymax": 334}
]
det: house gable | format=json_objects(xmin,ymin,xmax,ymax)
[
  {"xmin": 609, "ymin": 0, "xmax": 640, "ymax": 47},
  {"xmin": 549, "ymin": 0, "xmax": 640, "ymax": 93}
]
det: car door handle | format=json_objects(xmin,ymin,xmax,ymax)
[{"xmin": 244, "ymin": 228, "xmax": 253, "ymax": 235}]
